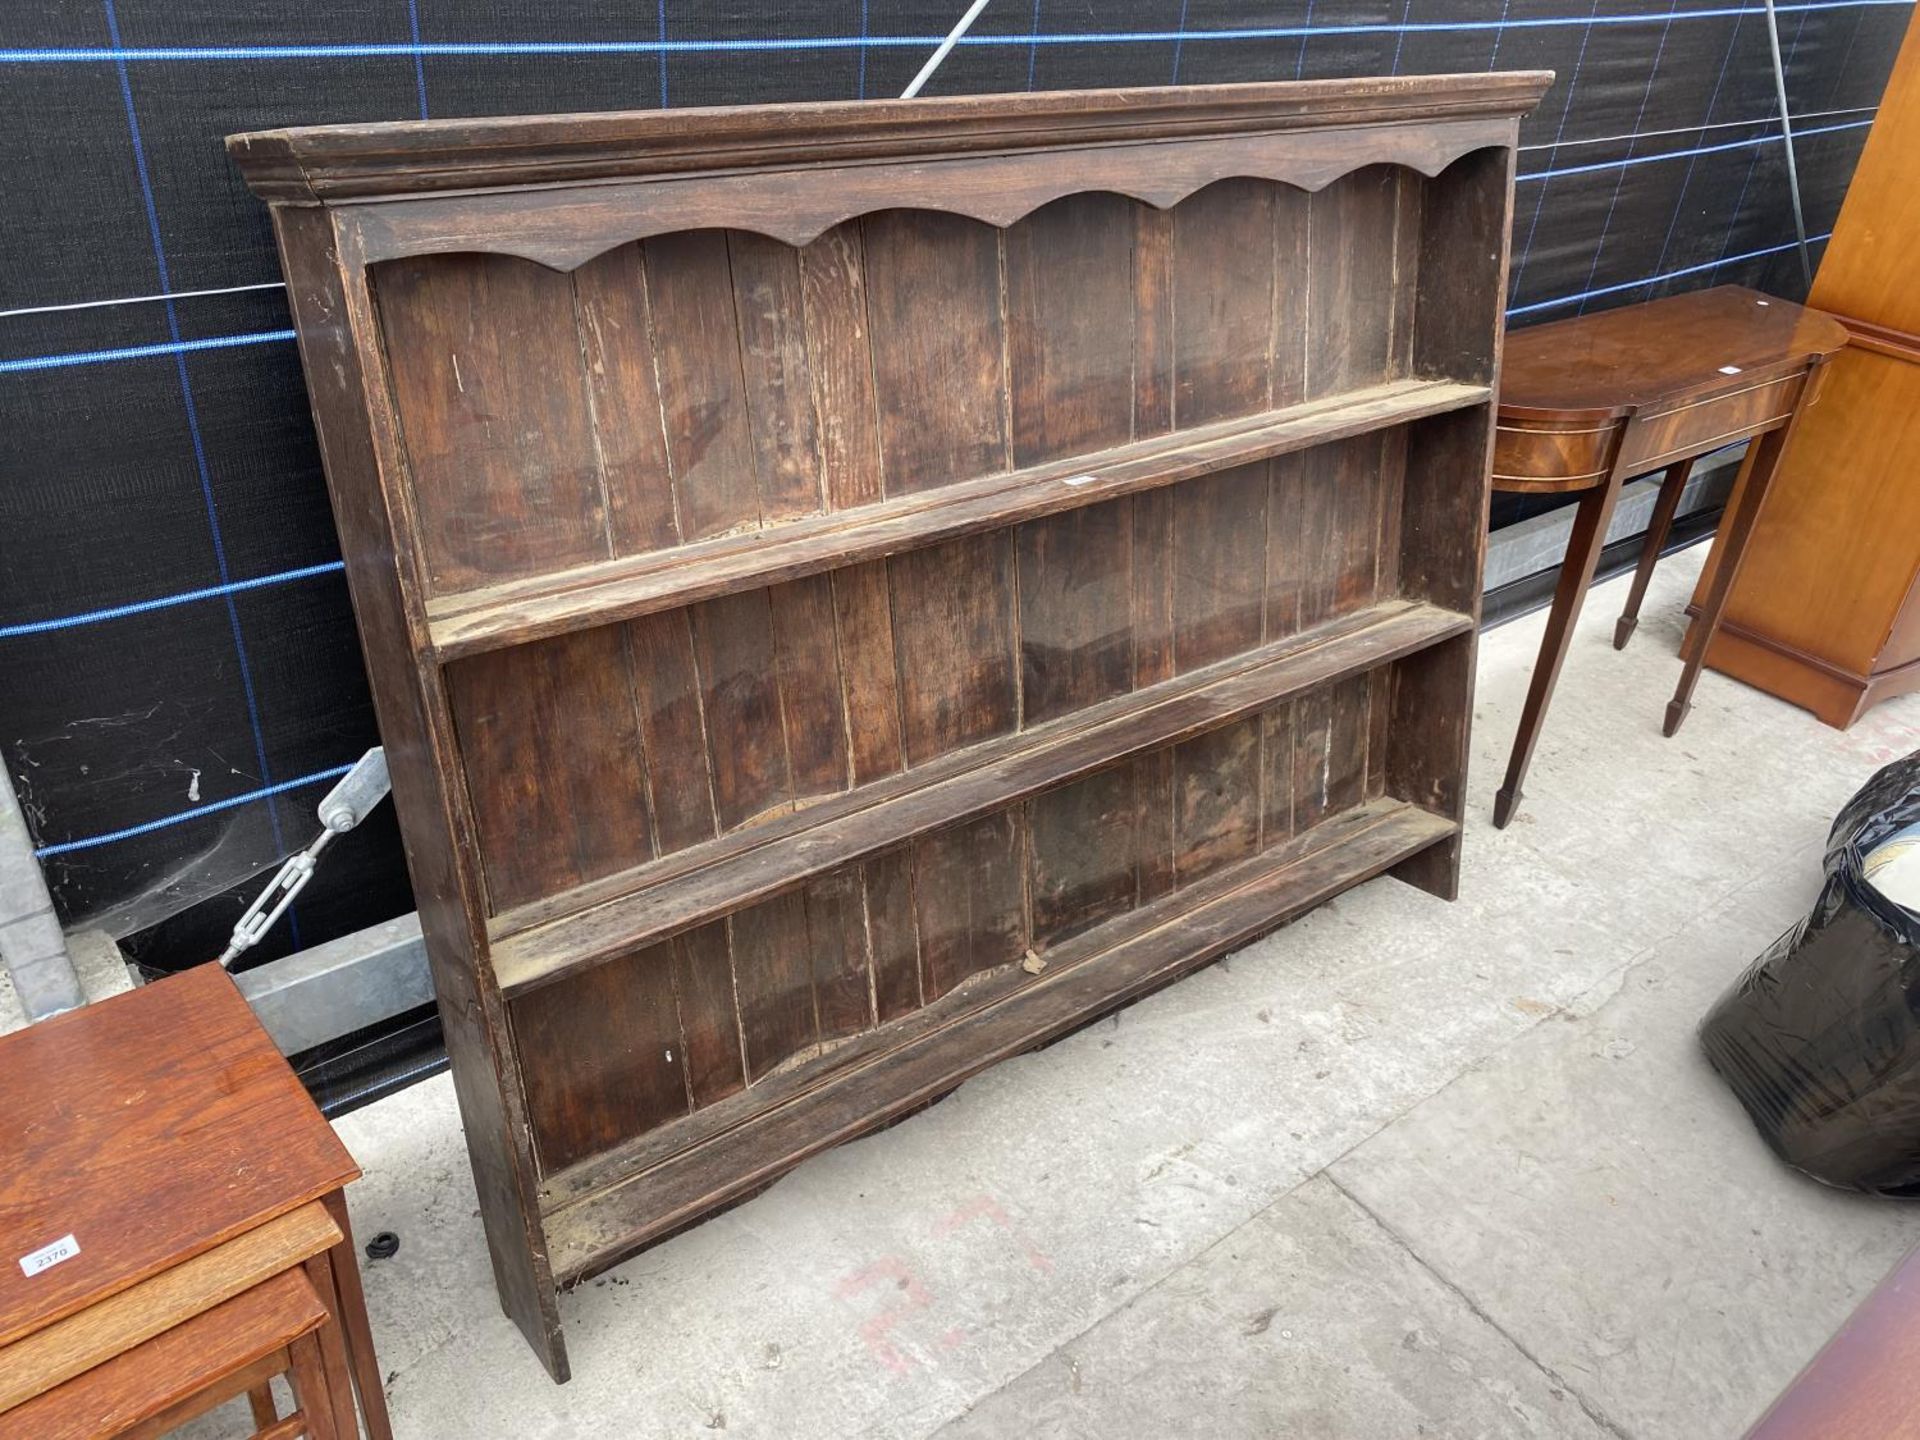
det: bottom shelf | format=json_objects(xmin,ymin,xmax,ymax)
[{"xmin": 542, "ymin": 795, "xmax": 1455, "ymax": 1284}]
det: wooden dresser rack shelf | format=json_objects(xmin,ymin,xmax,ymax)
[{"xmin": 233, "ymin": 72, "xmax": 1549, "ymax": 1381}]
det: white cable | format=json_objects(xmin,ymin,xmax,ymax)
[
  {"xmin": 0, "ymin": 279, "xmax": 286, "ymax": 321},
  {"xmin": 901, "ymin": 0, "xmax": 993, "ymax": 99}
]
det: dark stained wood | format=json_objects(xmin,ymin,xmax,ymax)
[
  {"xmin": 232, "ymin": 77, "xmax": 1542, "ymax": 1378},
  {"xmin": 1018, "ymin": 500, "xmax": 1135, "ymax": 726},
  {"xmin": 1005, "ymin": 191, "xmax": 1137, "ymax": 465},
  {"xmin": 863, "ymin": 848, "xmax": 923, "ymax": 1024},
  {"xmin": 1028, "ymin": 766, "xmax": 1139, "ymax": 947},
  {"xmin": 728, "ymin": 891, "xmax": 818, "ymax": 1081},
  {"xmin": 1171, "ymin": 463, "xmax": 1269, "ymax": 672},
  {"xmin": 1489, "ymin": 286, "xmax": 1847, "ymax": 825},
  {"xmin": 913, "ymin": 810, "xmax": 1027, "ymax": 1000},
  {"xmin": 378, "ymin": 254, "xmax": 610, "ymax": 592},
  {"xmin": 447, "ymin": 626, "xmax": 653, "ymax": 913},
  {"xmin": 669, "ymin": 923, "xmax": 746, "ymax": 1108},
  {"xmin": 1173, "ymin": 716, "xmax": 1262, "ymax": 883},
  {"xmin": 769, "ymin": 573, "xmax": 850, "ymax": 801},
  {"xmin": 512, "ymin": 943, "xmax": 687, "ymax": 1175},
  {"xmin": 645, "ymin": 229, "xmax": 762, "ymax": 542},
  {"xmin": 805, "ymin": 870, "xmax": 875, "ymax": 1043},
  {"xmin": 863, "ymin": 210, "xmax": 1009, "ymax": 493},
  {"xmin": 889, "ymin": 533, "xmax": 1019, "ymax": 765},
  {"xmin": 688, "ymin": 588, "xmax": 791, "ymax": 832},
  {"xmin": 542, "ymin": 799, "xmax": 1454, "ymax": 1286},
  {"xmin": 831, "ymin": 561, "xmax": 906, "ymax": 786},
  {"xmin": 626, "ymin": 608, "xmax": 719, "ymax": 854},
  {"xmin": 799, "ymin": 223, "xmax": 886, "ymax": 510},
  {"xmin": 1173, "ymin": 179, "xmax": 1278, "ymax": 427},
  {"xmin": 727, "ymin": 231, "xmax": 824, "ymax": 523},
  {"xmin": 492, "ymin": 601, "xmax": 1471, "ymax": 995},
  {"xmin": 574, "ymin": 244, "xmax": 680, "ymax": 555},
  {"xmin": 424, "ymin": 377, "xmax": 1485, "ymax": 660}
]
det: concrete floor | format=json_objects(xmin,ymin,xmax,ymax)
[{"xmin": 183, "ymin": 547, "xmax": 1920, "ymax": 1437}]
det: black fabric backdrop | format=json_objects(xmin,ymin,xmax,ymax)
[{"xmin": 1, "ymin": 0, "xmax": 1910, "ymax": 972}]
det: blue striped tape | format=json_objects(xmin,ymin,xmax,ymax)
[{"xmin": 33, "ymin": 764, "xmax": 354, "ymax": 858}]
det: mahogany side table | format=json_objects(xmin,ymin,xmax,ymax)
[
  {"xmin": 1491, "ymin": 285, "xmax": 1847, "ymax": 827},
  {"xmin": 0, "ymin": 964, "xmax": 393, "ymax": 1439}
]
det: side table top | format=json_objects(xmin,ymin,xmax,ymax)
[
  {"xmin": 0, "ymin": 964, "xmax": 356, "ymax": 1346},
  {"xmin": 1500, "ymin": 285, "xmax": 1848, "ymax": 421}
]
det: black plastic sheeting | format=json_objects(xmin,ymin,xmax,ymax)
[
  {"xmin": 0, "ymin": 1, "xmax": 1911, "ymax": 972},
  {"xmin": 1701, "ymin": 753, "xmax": 1920, "ymax": 1195}
]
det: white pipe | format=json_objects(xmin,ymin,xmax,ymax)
[{"xmin": 901, "ymin": 0, "xmax": 993, "ymax": 99}]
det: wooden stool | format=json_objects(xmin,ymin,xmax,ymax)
[
  {"xmin": 1490, "ymin": 286, "xmax": 1847, "ymax": 828},
  {"xmin": 0, "ymin": 968, "xmax": 393, "ymax": 1440},
  {"xmin": 0, "ymin": 1268, "xmax": 335, "ymax": 1440}
]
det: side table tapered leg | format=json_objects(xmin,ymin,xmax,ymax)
[
  {"xmin": 321, "ymin": 1189, "xmax": 396, "ymax": 1440},
  {"xmin": 1494, "ymin": 475, "xmax": 1624, "ymax": 828},
  {"xmin": 1613, "ymin": 457, "xmax": 1693, "ymax": 649},
  {"xmin": 1664, "ymin": 424, "xmax": 1790, "ymax": 736}
]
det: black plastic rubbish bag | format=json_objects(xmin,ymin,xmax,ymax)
[{"xmin": 1700, "ymin": 751, "xmax": 1920, "ymax": 1195}]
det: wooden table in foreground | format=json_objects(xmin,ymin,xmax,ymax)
[
  {"xmin": 0, "ymin": 965, "xmax": 392, "ymax": 1439},
  {"xmin": 1490, "ymin": 285, "xmax": 1847, "ymax": 828},
  {"xmin": 1745, "ymin": 1244, "xmax": 1920, "ymax": 1439}
]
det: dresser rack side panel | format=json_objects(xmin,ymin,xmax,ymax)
[{"xmin": 269, "ymin": 204, "xmax": 570, "ymax": 1381}]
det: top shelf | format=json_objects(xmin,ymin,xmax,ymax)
[{"xmin": 426, "ymin": 376, "xmax": 1488, "ymax": 660}]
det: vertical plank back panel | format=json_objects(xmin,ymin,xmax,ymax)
[
  {"xmin": 446, "ymin": 628, "xmax": 653, "ymax": 913},
  {"xmin": 378, "ymin": 255, "xmax": 611, "ymax": 591},
  {"xmin": 863, "ymin": 211, "xmax": 1010, "ymax": 494}
]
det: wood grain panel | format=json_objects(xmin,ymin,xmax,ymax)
[
  {"xmin": 379, "ymin": 254, "xmax": 609, "ymax": 590},
  {"xmin": 1131, "ymin": 488, "xmax": 1176, "ymax": 687},
  {"xmin": 447, "ymin": 626, "xmax": 652, "ymax": 912},
  {"xmin": 799, "ymin": 223, "xmax": 886, "ymax": 509},
  {"xmin": 514, "ymin": 943, "xmax": 686, "ymax": 1175},
  {"xmin": 671, "ymin": 922, "xmax": 746, "ymax": 1107},
  {"xmin": 1133, "ymin": 205, "xmax": 1176, "ymax": 439},
  {"xmin": 1029, "ymin": 765, "xmax": 1138, "ymax": 947},
  {"xmin": 913, "ymin": 810, "xmax": 1027, "ymax": 999},
  {"xmin": 1171, "ymin": 461, "xmax": 1270, "ymax": 672},
  {"xmin": 1005, "ymin": 191, "xmax": 1137, "ymax": 465},
  {"xmin": 1173, "ymin": 178, "xmax": 1278, "ymax": 427},
  {"xmin": 573, "ymin": 243, "xmax": 680, "ymax": 554},
  {"xmin": 729, "ymin": 231, "xmax": 825, "ymax": 521},
  {"xmin": 1018, "ymin": 499, "xmax": 1135, "ymax": 726},
  {"xmin": 627, "ymin": 608, "xmax": 720, "ymax": 854},
  {"xmin": 889, "ymin": 533, "xmax": 1019, "ymax": 764},
  {"xmin": 1260, "ymin": 701, "xmax": 1297, "ymax": 848},
  {"xmin": 1295, "ymin": 675, "xmax": 1371, "ymax": 832},
  {"xmin": 770, "ymin": 573, "xmax": 850, "ymax": 801},
  {"xmin": 729, "ymin": 890, "xmax": 817, "ymax": 1081},
  {"xmin": 1294, "ymin": 434, "xmax": 1387, "ymax": 629},
  {"xmin": 864, "ymin": 846, "xmax": 922, "ymax": 1023},
  {"xmin": 690, "ymin": 588, "xmax": 792, "ymax": 831},
  {"xmin": 863, "ymin": 210, "xmax": 1009, "ymax": 492},
  {"xmin": 1172, "ymin": 715, "xmax": 1262, "ymax": 882},
  {"xmin": 1131, "ymin": 748, "xmax": 1177, "ymax": 904},
  {"xmin": 832, "ymin": 561, "xmax": 907, "ymax": 785},
  {"xmin": 1307, "ymin": 167, "xmax": 1404, "ymax": 399},
  {"xmin": 804, "ymin": 869, "xmax": 874, "ymax": 1043},
  {"xmin": 645, "ymin": 229, "xmax": 761, "ymax": 540}
]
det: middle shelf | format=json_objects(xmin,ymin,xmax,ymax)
[{"xmin": 488, "ymin": 594, "xmax": 1471, "ymax": 997}]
